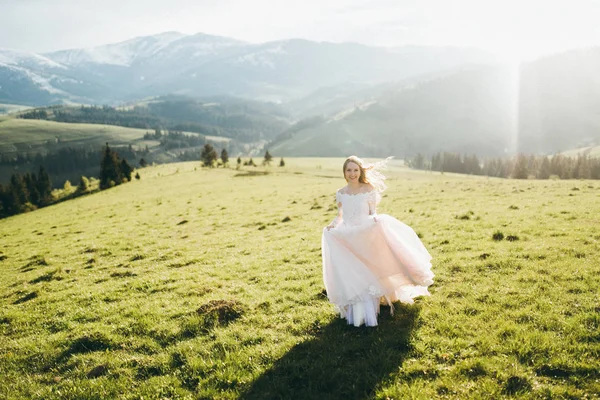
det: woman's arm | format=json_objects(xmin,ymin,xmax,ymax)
[
  {"xmin": 368, "ymin": 190, "xmax": 379, "ymax": 222},
  {"xmin": 326, "ymin": 192, "xmax": 343, "ymax": 230},
  {"xmin": 326, "ymin": 202, "xmax": 343, "ymax": 230}
]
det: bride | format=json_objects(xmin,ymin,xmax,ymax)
[{"xmin": 321, "ymin": 155, "xmax": 434, "ymax": 327}]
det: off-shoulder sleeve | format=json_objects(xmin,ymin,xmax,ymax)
[
  {"xmin": 367, "ymin": 190, "xmax": 381, "ymax": 216},
  {"xmin": 327, "ymin": 190, "xmax": 343, "ymax": 228},
  {"xmin": 369, "ymin": 190, "xmax": 381, "ymax": 204}
]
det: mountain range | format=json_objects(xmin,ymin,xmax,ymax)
[
  {"xmin": 270, "ymin": 48, "xmax": 600, "ymax": 157},
  {"xmin": 1, "ymin": 32, "xmax": 599, "ymax": 158},
  {"xmin": 0, "ymin": 32, "xmax": 494, "ymax": 106}
]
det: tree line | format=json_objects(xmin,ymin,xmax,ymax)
[
  {"xmin": 178, "ymin": 144, "xmax": 284, "ymax": 168},
  {"xmin": 0, "ymin": 144, "xmax": 136, "ymax": 219},
  {"xmin": 99, "ymin": 143, "xmax": 135, "ymax": 189},
  {"xmin": 1, "ymin": 145, "xmax": 143, "ymax": 185},
  {"xmin": 0, "ymin": 166, "xmax": 53, "ymax": 218},
  {"xmin": 144, "ymin": 129, "xmax": 206, "ymax": 150},
  {"xmin": 18, "ymin": 98, "xmax": 289, "ymax": 143},
  {"xmin": 409, "ymin": 152, "xmax": 600, "ymax": 179}
]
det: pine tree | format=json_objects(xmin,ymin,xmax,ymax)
[
  {"xmin": 576, "ymin": 154, "xmax": 592, "ymax": 179},
  {"xmin": 0, "ymin": 184, "xmax": 5, "ymax": 217},
  {"xmin": 221, "ymin": 149, "xmax": 229, "ymax": 166},
  {"xmin": 24, "ymin": 173, "xmax": 40, "ymax": 206},
  {"xmin": 37, "ymin": 166, "xmax": 53, "ymax": 206},
  {"xmin": 411, "ymin": 153, "xmax": 425, "ymax": 170},
  {"xmin": 512, "ymin": 154, "xmax": 529, "ymax": 179},
  {"xmin": 464, "ymin": 155, "xmax": 481, "ymax": 175},
  {"xmin": 4, "ymin": 183, "xmax": 21, "ymax": 216},
  {"xmin": 78, "ymin": 176, "xmax": 90, "ymax": 193},
  {"xmin": 120, "ymin": 159, "xmax": 133, "ymax": 182},
  {"xmin": 263, "ymin": 150, "xmax": 273, "ymax": 165},
  {"xmin": 431, "ymin": 153, "xmax": 441, "ymax": 172},
  {"xmin": 537, "ymin": 157, "xmax": 550, "ymax": 179},
  {"xmin": 100, "ymin": 143, "xmax": 123, "ymax": 189},
  {"xmin": 237, "ymin": 156, "xmax": 241, "ymax": 166},
  {"xmin": 201, "ymin": 144, "xmax": 218, "ymax": 167},
  {"xmin": 279, "ymin": 157, "xmax": 285, "ymax": 167},
  {"xmin": 10, "ymin": 174, "xmax": 29, "ymax": 205},
  {"xmin": 139, "ymin": 158, "xmax": 148, "ymax": 168}
]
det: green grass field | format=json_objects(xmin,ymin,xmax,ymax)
[
  {"xmin": 1, "ymin": 158, "xmax": 599, "ymax": 399},
  {"xmin": 0, "ymin": 117, "xmax": 154, "ymax": 153}
]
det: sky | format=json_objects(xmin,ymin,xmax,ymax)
[{"xmin": 1, "ymin": 0, "xmax": 599, "ymax": 60}]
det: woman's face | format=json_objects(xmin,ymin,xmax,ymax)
[{"xmin": 345, "ymin": 162, "xmax": 360, "ymax": 183}]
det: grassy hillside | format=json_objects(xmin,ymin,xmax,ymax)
[
  {"xmin": 1, "ymin": 159, "xmax": 599, "ymax": 399},
  {"xmin": 0, "ymin": 117, "xmax": 154, "ymax": 154},
  {"xmin": 270, "ymin": 66, "xmax": 517, "ymax": 158},
  {"xmin": 272, "ymin": 49, "xmax": 600, "ymax": 158},
  {"xmin": 0, "ymin": 104, "xmax": 32, "ymax": 115},
  {"xmin": 0, "ymin": 117, "xmax": 160, "ymax": 186},
  {"xmin": 17, "ymin": 96, "xmax": 291, "ymax": 144},
  {"xmin": 560, "ymin": 145, "xmax": 600, "ymax": 158}
]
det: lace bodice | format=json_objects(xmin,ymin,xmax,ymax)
[{"xmin": 335, "ymin": 190, "xmax": 380, "ymax": 227}]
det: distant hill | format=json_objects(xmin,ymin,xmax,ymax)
[
  {"xmin": 0, "ymin": 95, "xmax": 292, "ymax": 185},
  {"xmin": 0, "ymin": 117, "xmax": 151, "ymax": 154},
  {"xmin": 559, "ymin": 145, "xmax": 600, "ymax": 158},
  {"xmin": 0, "ymin": 104, "xmax": 31, "ymax": 115},
  {"xmin": 270, "ymin": 65, "xmax": 518, "ymax": 157},
  {"xmin": 270, "ymin": 47, "xmax": 600, "ymax": 158},
  {"xmin": 2, "ymin": 41, "xmax": 600, "ymax": 160},
  {"xmin": 518, "ymin": 47, "xmax": 600, "ymax": 154},
  {"xmin": 0, "ymin": 116, "xmax": 156, "ymax": 186},
  {"xmin": 14, "ymin": 95, "xmax": 291, "ymax": 143}
]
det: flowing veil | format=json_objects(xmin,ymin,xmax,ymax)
[{"xmin": 363, "ymin": 156, "xmax": 394, "ymax": 194}]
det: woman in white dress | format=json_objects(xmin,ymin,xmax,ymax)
[{"xmin": 321, "ymin": 156, "xmax": 434, "ymax": 327}]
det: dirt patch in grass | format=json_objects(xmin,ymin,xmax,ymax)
[
  {"xmin": 196, "ymin": 300, "xmax": 246, "ymax": 327},
  {"xmin": 110, "ymin": 271, "xmax": 138, "ymax": 278},
  {"xmin": 234, "ymin": 171, "xmax": 270, "ymax": 177}
]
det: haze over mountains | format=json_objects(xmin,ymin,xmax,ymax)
[
  {"xmin": 1, "ymin": 32, "xmax": 599, "ymax": 157},
  {"xmin": 272, "ymin": 50, "xmax": 600, "ymax": 157},
  {"xmin": 0, "ymin": 32, "xmax": 494, "ymax": 106}
]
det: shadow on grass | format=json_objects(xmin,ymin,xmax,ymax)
[{"xmin": 241, "ymin": 302, "xmax": 420, "ymax": 400}]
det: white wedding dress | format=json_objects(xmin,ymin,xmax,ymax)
[{"xmin": 321, "ymin": 189, "xmax": 434, "ymax": 327}]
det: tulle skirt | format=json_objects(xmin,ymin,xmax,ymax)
[{"xmin": 322, "ymin": 214, "xmax": 434, "ymax": 327}]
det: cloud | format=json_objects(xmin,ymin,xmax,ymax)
[{"xmin": 0, "ymin": 0, "xmax": 598, "ymax": 56}]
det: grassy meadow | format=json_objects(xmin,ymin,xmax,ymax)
[
  {"xmin": 0, "ymin": 104, "xmax": 32, "ymax": 116},
  {"xmin": 0, "ymin": 158, "xmax": 599, "ymax": 399},
  {"xmin": 0, "ymin": 117, "xmax": 156, "ymax": 154}
]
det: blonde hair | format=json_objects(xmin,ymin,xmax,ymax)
[
  {"xmin": 343, "ymin": 155, "xmax": 393, "ymax": 192},
  {"xmin": 343, "ymin": 155, "xmax": 371, "ymax": 184}
]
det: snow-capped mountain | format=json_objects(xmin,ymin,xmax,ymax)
[
  {"xmin": 0, "ymin": 32, "xmax": 496, "ymax": 106},
  {"xmin": 47, "ymin": 32, "xmax": 246, "ymax": 67},
  {"xmin": 0, "ymin": 48, "xmax": 66, "ymax": 70},
  {"xmin": 0, "ymin": 48, "xmax": 88, "ymax": 105}
]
